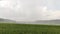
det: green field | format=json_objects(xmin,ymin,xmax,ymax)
[{"xmin": 0, "ymin": 23, "xmax": 60, "ymax": 34}]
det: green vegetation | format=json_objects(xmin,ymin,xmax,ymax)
[{"xmin": 0, "ymin": 23, "xmax": 60, "ymax": 34}]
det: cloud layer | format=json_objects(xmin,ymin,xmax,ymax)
[{"xmin": 0, "ymin": 0, "xmax": 60, "ymax": 21}]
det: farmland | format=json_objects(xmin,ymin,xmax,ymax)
[{"xmin": 0, "ymin": 23, "xmax": 60, "ymax": 34}]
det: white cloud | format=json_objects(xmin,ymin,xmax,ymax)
[
  {"xmin": 36, "ymin": 6, "xmax": 60, "ymax": 20},
  {"xmin": 0, "ymin": 0, "xmax": 60, "ymax": 21}
]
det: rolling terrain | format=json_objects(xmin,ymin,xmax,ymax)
[
  {"xmin": 0, "ymin": 18, "xmax": 60, "ymax": 34},
  {"xmin": 0, "ymin": 23, "xmax": 59, "ymax": 34}
]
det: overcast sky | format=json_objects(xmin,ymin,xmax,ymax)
[{"xmin": 0, "ymin": 0, "xmax": 60, "ymax": 21}]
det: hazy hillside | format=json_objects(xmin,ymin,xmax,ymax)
[
  {"xmin": 0, "ymin": 18, "xmax": 60, "ymax": 25},
  {"xmin": 33, "ymin": 19, "xmax": 60, "ymax": 25},
  {"xmin": 0, "ymin": 18, "xmax": 16, "ymax": 23}
]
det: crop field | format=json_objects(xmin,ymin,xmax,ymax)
[{"xmin": 0, "ymin": 23, "xmax": 60, "ymax": 34}]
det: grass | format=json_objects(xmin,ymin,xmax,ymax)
[{"xmin": 0, "ymin": 23, "xmax": 60, "ymax": 34}]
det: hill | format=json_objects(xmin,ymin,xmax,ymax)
[
  {"xmin": 34, "ymin": 19, "xmax": 60, "ymax": 25},
  {"xmin": 0, "ymin": 18, "xmax": 16, "ymax": 23}
]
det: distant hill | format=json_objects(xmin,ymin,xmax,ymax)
[
  {"xmin": 16, "ymin": 19, "xmax": 60, "ymax": 24},
  {"xmin": 0, "ymin": 18, "xmax": 16, "ymax": 23},
  {"xmin": 33, "ymin": 19, "xmax": 60, "ymax": 24}
]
